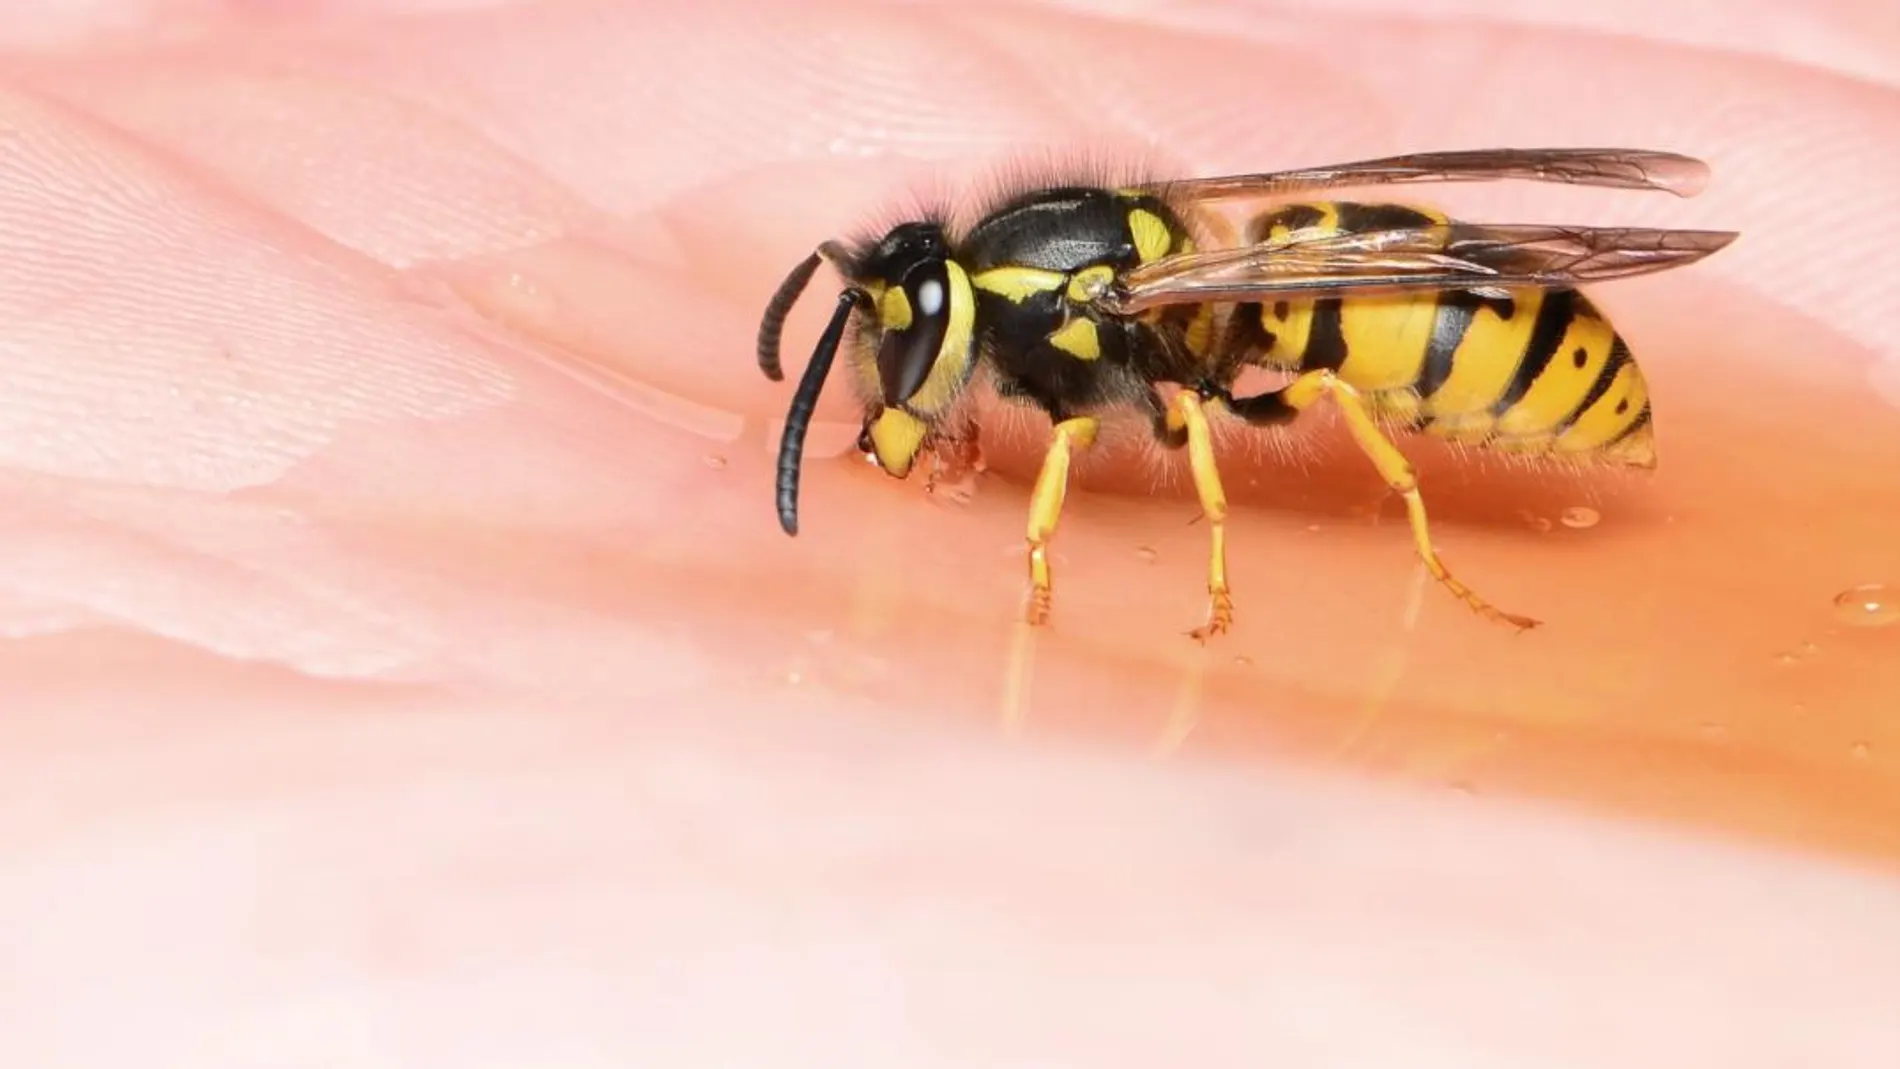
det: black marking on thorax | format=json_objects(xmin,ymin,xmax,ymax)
[
  {"xmin": 956, "ymin": 187, "xmax": 1199, "ymax": 418},
  {"xmin": 962, "ymin": 187, "xmax": 1148, "ymax": 272}
]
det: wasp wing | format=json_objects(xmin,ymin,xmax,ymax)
[
  {"xmin": 1147, "ymin": 148, "xmax": 1712, "ymax": 203},
  {"xmin": 1096, "ymin": 223, "xmax": 1738, "ymax": 314}
]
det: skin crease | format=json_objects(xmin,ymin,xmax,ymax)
[{"xmin": 1, "ymin": 0, "xmax": 1899, "ymax": 1063}]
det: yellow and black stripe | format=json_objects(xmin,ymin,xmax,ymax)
[{"xmin": 1222, "ymin": 200, "xmax": 1655, "ymax": 467}]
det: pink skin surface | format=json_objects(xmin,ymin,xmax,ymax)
[{"xmin": 3, "ymin": 0, "xmax": 1900, "ymax": 1064}]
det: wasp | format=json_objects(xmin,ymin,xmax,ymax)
[{"xmin": 756, "ymin": 147, "xmax": 1736, "ymax": 638}]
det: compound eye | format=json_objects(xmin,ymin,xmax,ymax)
[{"xmin": 875, "ymin": 261, "xmax": 951, "ymax": 407}]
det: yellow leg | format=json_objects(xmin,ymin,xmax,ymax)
[
  {"xmin": 1278, "ymin": 370, "xmax": 1541, "ymax": 631},
  {"xmin": 1024, "ymin": 416, "xmax": 1099, "ymax": 625},
  {"xmin": 1165, "ymin": 390, "xmax": 1234, "ymax": 641}
]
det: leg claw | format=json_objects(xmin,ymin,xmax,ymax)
[
  {"xmin": 1188, "ymin": 590, "xmax": 1234, "ymax": 642},
  {"xmin": 1026, "ymin": 588, "xmax": 1053, "ymax": 627}
]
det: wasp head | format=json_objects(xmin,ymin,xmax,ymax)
[
  {"xmin": 847, "ymin": 222, "xmax": 976, "ymax": 480},
  {"xmin": 756, "ymin": 220, "xmax": 977, "ymax": 536}
]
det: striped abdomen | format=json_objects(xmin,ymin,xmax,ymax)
[{"xmin": 1226, "ymin": 201, "xmax": 1656, "ymax": 468}]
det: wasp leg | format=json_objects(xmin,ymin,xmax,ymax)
[
  {"xmin": 1164, "ymin": 390, "xmax": 1234, "ymax": 641},
  {"xmin": 1227, "ymin": 370, "xmax": 1541, "ymax": 631},
  {"xmin": 1024, "ymin": 416, "xmax": 1099, "ymax": 626}
]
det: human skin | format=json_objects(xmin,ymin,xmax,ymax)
[{"xmin": 2, "ymin": 0, "xmax": 1900, "ymax": 1063}]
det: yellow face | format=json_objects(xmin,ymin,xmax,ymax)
[{"xmin": 865, "ymin": 406, "xmax": 932, "ymax": 478}]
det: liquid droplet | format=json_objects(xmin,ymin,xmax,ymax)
[
  {"xmin": 703, "ymin": 453, "xmax": 727, "ymax": 470},
  {"xmin": 1832, "ymin": 584, "xmax": 1900, "ymax": 628},
  {"xmin": 1776, "ymin": 640, "xmax": 1820, "ymax": 666},
  {"xmin": 1517, "ymin": 510, "xmax": 1552, "ymax": 534},
  {"xmin": 1851, "ymin": 741, "xmax": 1872, "ymax": 760},
  {"xmin": 1135, "ymin": 545, "xmax": 1158, "ymax": 564},
  {"xmin": 1233, "ymin": 655, "xmax": 1254, "ymax": 668},
  {"xmin": 1560, "ymin": 506, "xmax": 1601, "ymax": 529}
]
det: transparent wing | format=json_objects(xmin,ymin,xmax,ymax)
[
  {"xmin": 1097, "ymin": 223, "xmax": 1738, "ymax": 314},
  {"xmin": 1146, "ymin": 148, "xmax": 1713, "ymax": 203}
]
